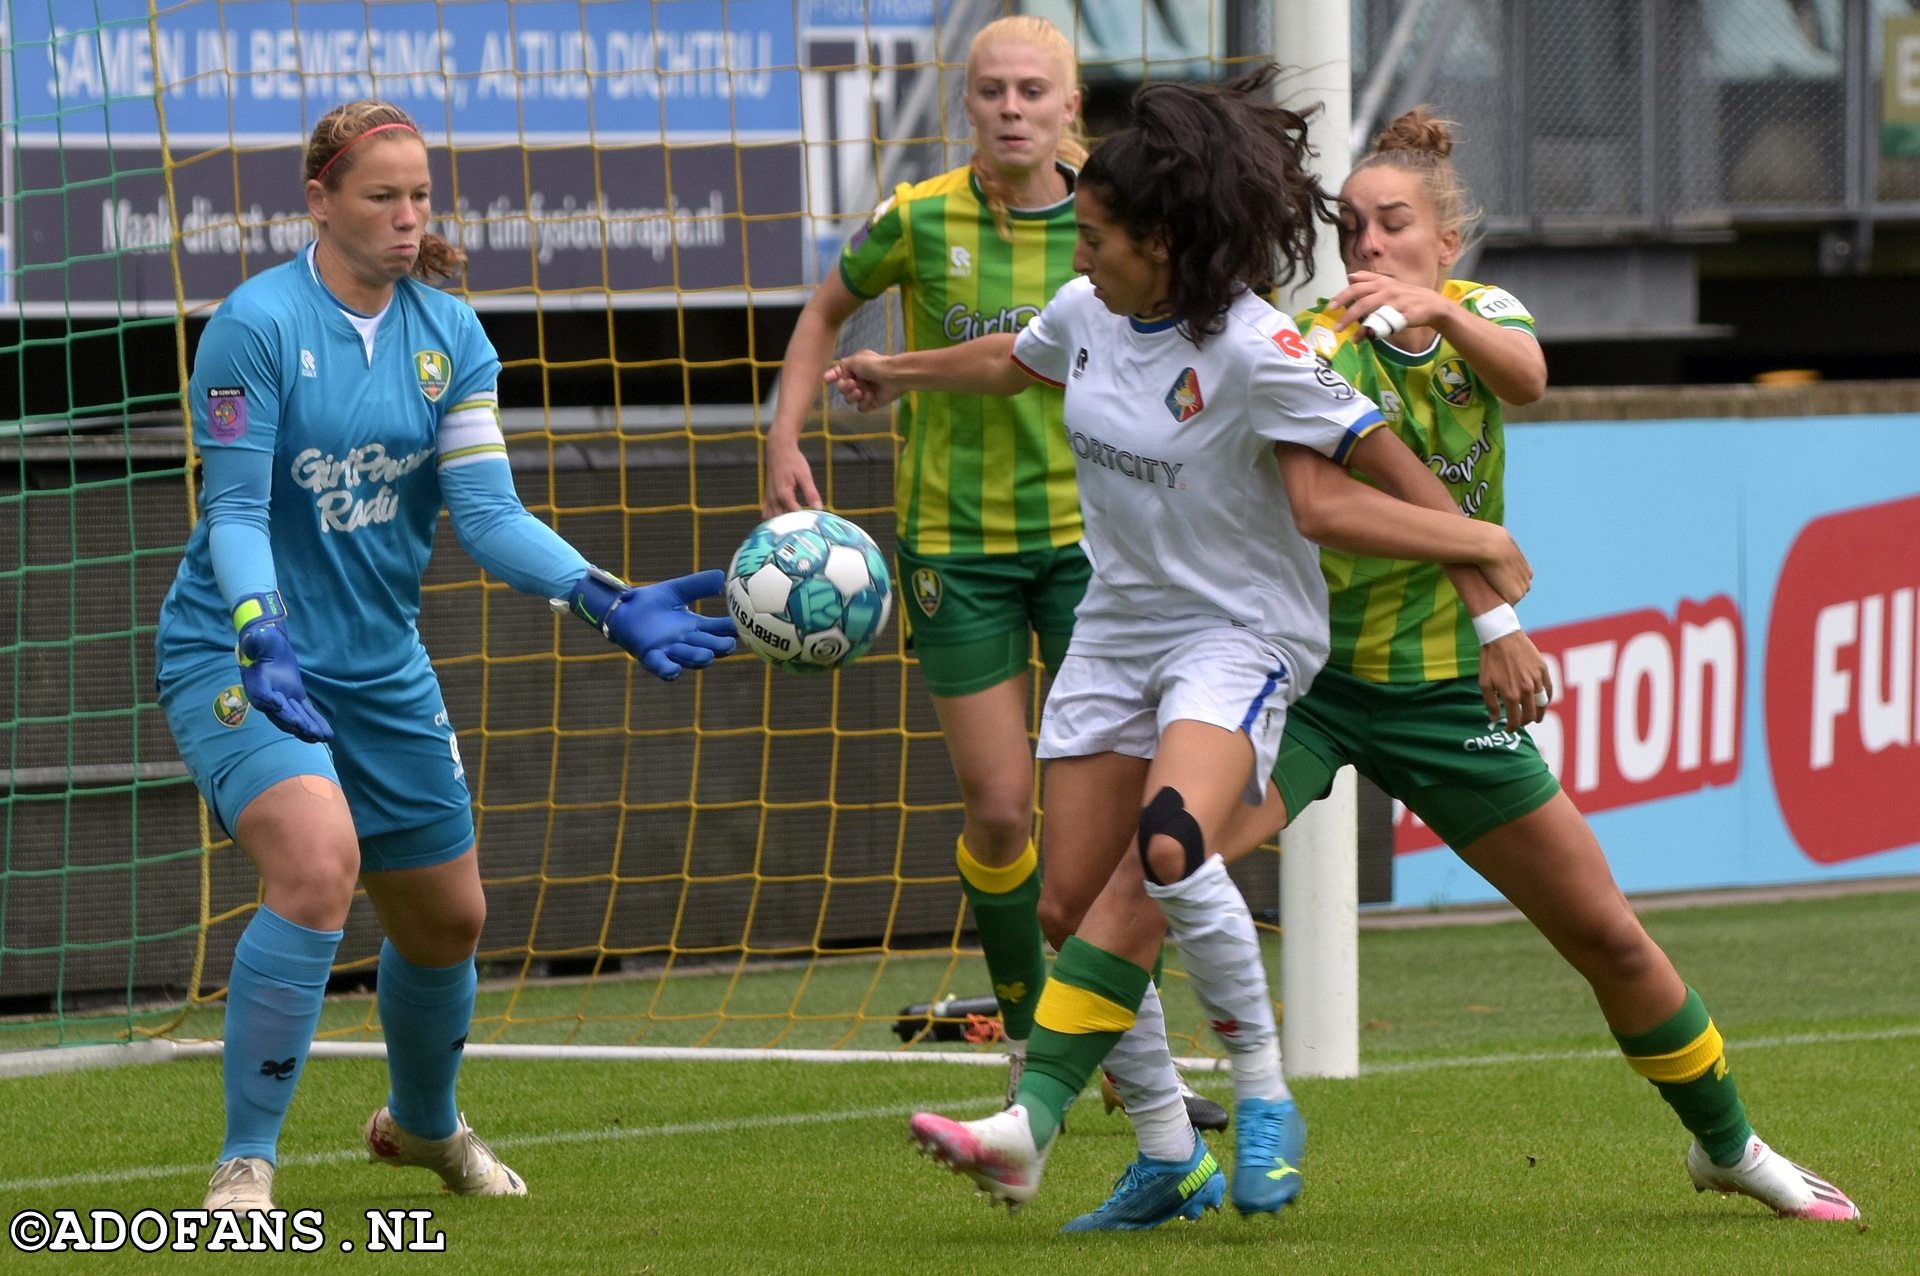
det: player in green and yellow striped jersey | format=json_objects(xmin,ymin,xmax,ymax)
[
  {"xmin": 763, "ymin": 17, "xmax": 1111, "ymax": 1116},
  {"xmin": 1200, "ymin": 107, "xmax": 1859, "ymax": 1223}
]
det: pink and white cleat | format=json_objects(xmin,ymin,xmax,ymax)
[
  {"xmin": 909, "ymin": 1103, "xmax": 1054, "ymax": 1210},
  {"xmin": 1686, "ymin": 1135, "xmax": 1860, "ymax": 1221}
]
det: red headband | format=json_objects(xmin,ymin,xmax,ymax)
[{"xmin": 313, "ymin": 121, "xmax": 420, "ymax": 185}]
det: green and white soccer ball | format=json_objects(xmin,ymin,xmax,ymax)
[{"xmin": 726, "ymin": 510, "xmax": 893, "ymax": 672}]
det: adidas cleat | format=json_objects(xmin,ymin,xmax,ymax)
[
  {"xmin": 1097, "ymin": 1069, "xmax": 1230, "ymax": 1132},
  {"xmin": 1230, "ymin": 1096, "xmax": 1305, "ymax": 1215},
  {"xmin": 1686, "ymin": 1135, "xmax": 1859, "ymax": 1221},
  {"xmin": 909, "ymin": 1103, "xmax": 1054, "ymax": 1210},
  {"xmin": 365, "ymin": 1107, "xmax": 527, "ymax": 1196},
  {"xmin": 1061, "ymin": 1139, "xmax": 1225, "ymax": 1232},
  {"xmin": 204, "ymin": 1156, "xmax": 275, "ymax": 1215}
]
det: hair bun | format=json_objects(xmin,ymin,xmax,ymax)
[{"xmin": 1372, "ymin": 106, "xmax": 1454, "ymax": 159}]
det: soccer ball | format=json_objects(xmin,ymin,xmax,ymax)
[{"xmin": 726, "ymin": 511, "xmax": 893, "ymax": 672}]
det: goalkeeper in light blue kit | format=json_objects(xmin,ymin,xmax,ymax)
[{"xmin": 156, "ymin": 99, "xmax": 735, "ymax": 1215}]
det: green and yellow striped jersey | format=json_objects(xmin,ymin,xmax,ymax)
[
  {"xmin": 840, "ymin": 164, "xmax": 1082, "ymax": 555},
  {"xmin": 1296, "ymin": 279, "xmax": 1537, "ymax": 683}
]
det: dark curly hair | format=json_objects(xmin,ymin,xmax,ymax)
[{"xmin": 1079, "ymin": 66, "xmax": 1335, "ymax": 343}]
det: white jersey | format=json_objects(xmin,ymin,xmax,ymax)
[{"xmin": 1012, "ymin": 278, "xmax": 1384, "ymax": 676}]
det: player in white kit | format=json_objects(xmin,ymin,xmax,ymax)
[{"xmin": 832, "ymin": 68, "xmax": 1533, "ymax": 1229}]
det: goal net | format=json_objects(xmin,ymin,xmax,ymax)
[{"xmin": 0, "ymin": 0, "xmax": 1280, "ymax": 1067}]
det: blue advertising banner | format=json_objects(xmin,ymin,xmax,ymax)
[
  {"xmin": 1, "ymin": 0, "xmax": 943, "ymax": 311},
  {"xmin": 1391, "ymin": 414, "xmax": 1920, "ymax": 907},
  {"xmin": 5, "ymin": 0, "xmax": 802, "ymax": 141}
]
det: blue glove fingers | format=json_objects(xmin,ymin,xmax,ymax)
[
  {"xmin": 238, "ymin": 622, "xmax": 333, "ymax": 743},
  {"xmin": 687, "ymin": 612, "xmax": 738, "ymax": 642},
  {"xmin": 676, "ymin": 627, "xmax": 735, "ymax": 656},
  {"xmin": 264, "ymin": 690, "xmax": 336, "ymax": 740},
  {"xmin": 639, "ymin": 649, "xmax": 682, "ymax": 680},
  {"xmin": 662, "ymin": 642, "xmax": 717, "ymax": 669},
  {"xmin": 653, "ymin": 568, "xmax": 726, "ymax": 606}
]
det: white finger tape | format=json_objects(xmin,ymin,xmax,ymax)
[
  {"xmin": 1533, "ymin": 690, "xmax": 1551, "ymax": 709},
  {"xmin": 1362, "ymin": 304, "xmax": 1408, "ymax": 339}
]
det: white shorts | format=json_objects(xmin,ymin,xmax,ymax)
[{"xmin": 1037, "ymin": 628, "xmax": 1303, "ymax": 805}]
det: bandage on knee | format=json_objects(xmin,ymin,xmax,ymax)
[{"xmin": 1137, "ymin": 786, "xmax": 1205, "ymax": 886}]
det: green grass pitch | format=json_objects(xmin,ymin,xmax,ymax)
[{"xmin": 2, "ymin": 888, "xmax": 1914, "ymax": 1272}]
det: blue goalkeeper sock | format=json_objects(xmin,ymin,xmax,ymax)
[
  {"xmin": 377, "ymin": 941, "xmax": 477, "ymax": 1141},
  {"xmin": 220, "ymin": 907, "xmax": 342, "ymax": 1164}
]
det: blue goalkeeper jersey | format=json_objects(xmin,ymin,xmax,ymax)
[{"xmin": 159, "ymin": 248, "xmax": 505, "ymax": 684}]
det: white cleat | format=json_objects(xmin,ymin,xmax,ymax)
[
  {"xmin": 1686, "ymin": 1135, "xmax": 1860, "ymax": 1221},
  {"xmin": 365, "ymin": 1106, "xmax": 527, "ymax": 1196},
  {"xmin": 204, "ymin": 1156, "xmax": 275, "ymax": 1215},
  {"xmin": 909, "ymin": 1103, "xmax": 1054, "ymax": 1210}
]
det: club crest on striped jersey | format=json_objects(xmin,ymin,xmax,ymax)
[
  {"xmin": 1165, "ymin": 368, "xmax": 1204, "ymax": 422},
  {"xmin": 414, "ymin": 350, "xmax": 452, "ymax": 402},
  {"xmin": 912, "ymin": 567, "xmax": 942, "ymax": 617},
  {"xmin": 1434, "ymin": 358, "xmax": 1473, "ymax": 408}
]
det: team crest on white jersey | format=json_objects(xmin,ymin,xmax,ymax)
[
  {"xmin": 949, "ymin": 246, "xmax": 972, "ymax": 276},
  {"xmin": 912, "ymin": 567, "xmax": 942, "ymax": 616},
  {"xmin": 1164, "ymin": 368, "xmax": 1204, "ymax": 422},
  {"xmin": 415, "ymin": 350, "xmax": 451, "ymax": 402}
]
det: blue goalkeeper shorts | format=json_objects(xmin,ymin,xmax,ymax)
[{"xmin": 158, "ymin": 648, "xmax": 475, "ymax": 871}]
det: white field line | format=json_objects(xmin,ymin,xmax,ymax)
[
  {"xmin": 2, "ymin": 1020, "xmax": 1915, "ymax": 1195},
  {"xmin": 0, "ymin": 1098, "xmax": 995, "ymax": 1195}
]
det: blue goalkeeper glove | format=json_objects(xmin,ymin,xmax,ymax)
[
  {"xmin": 233, "ymin": 592, "xmax": 334, "ymax": 744},
  {"xmin": 558, "ymin": 566, "xmax": 736, "ymax": 681}
]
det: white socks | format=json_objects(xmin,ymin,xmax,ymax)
[
  {"xmin": 1147, "ymin": 854, "xmax": 1290, "ymax": 1104},
  {"xmin": 1097, "ymin": 982, "xmax": 1196, "ymax": 1162}
]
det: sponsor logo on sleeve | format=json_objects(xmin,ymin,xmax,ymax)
[
  {"xmin": 1272, "ymin": 328, "xmax": 1310, "ymax": 360},
  {"xmin": 207, "ymin": 387, "xmax": 248, "ymax": 442},
  {"xmin": 848, "ymin": 193, "xmax": 896, "ymax": 253},
  {"xmin": 1471, "ymin": 286, "xmax": 1530, "ymax": 321},
  {"xmin": 1312, "ymin": 358, "xmax": 1356, "ymax": 400}
]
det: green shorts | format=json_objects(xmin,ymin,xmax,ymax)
[
  {"xmin": 1272, "ymin": 666, "xmax": 1560, "ymax": 849},
  {"xmin": 894, "ymin": 541, "xmax": 1091, "ymax": 698}
]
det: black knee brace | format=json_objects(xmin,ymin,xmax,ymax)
[{"xmin": 1138, "ymin": 786, "xmax": 1205, "ymax": 886}]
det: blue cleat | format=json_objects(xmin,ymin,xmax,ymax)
[
  {"xmin": 1231, "ymin": 1096, "xmax": 1305, "ymax": 1215},
  {"xmin": 1061, "ymin": 1139, "xmax": 1225, "ymax": 1232}
]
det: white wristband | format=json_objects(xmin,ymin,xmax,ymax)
[{"xmin": 1471, "ymin": 603, "xmax": 1521, "ymax": 646}]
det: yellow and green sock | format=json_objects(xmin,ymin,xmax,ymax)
[
  {"xmin": 1017, "ymin": 936, "xmax": 1150, "ymax": 1146},
  {"xmin": 956, "ymin": 836, "xmax": 1045, "ymax": 1042},
  {"xmin": 1614, "ymin": 986, "xmax": 1753, "ymax": 1166}
]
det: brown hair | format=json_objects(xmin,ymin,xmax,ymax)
[
  {"xmin": 305, "ymin": 99, "xmax": 463, "ymax": 282},
  {"xmin": 966, "ymin": 16, "xmax": 1088, "ymax": 240},
  {"xmin": 1350, "ymin": 106, "xmax": 1484, "ymax": 258}
]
